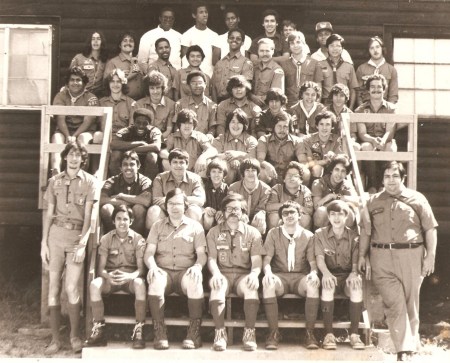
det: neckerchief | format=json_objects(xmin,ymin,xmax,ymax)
[
  {"xmin": 327, "ymin": 57, "xmax": 345, "ymax": 85},
  {"xmin": 281, "ymin": 224, "xmax": 302, "ymax": 271}
]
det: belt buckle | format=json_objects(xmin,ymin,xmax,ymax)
[
  {"xmin": 64, "ymin": 222, "xmax": 73, "ymax": 230},
  {"xmin": 388, "ymin": 243, "xmax": 393, "ymax": 250}
]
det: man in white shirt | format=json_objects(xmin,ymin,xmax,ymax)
[
  {"xmin": 138, "ymin": 7, "xmax": 182, "ymax": 70},
  {"xmin": 212, "ymin": 7, "xmax": 252, "ymax": 65},
  {"xmin": 181, "ymin": 2, "xmax": 218, "ymax": 78}
]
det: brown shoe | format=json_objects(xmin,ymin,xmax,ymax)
[
  {"xmin": 182, "ymin": 319, "xmax": 202, "ymax": 349},
  {"xmin": 305, "ymin": 329, "xmax": 319, "ymax": 350},
  {"xmin": 265, "ymin": 329, "xmax": 281, "ymax": 350},
  {"xmin": 131, "ymin": 322, "xmax": 145, "ymax": 349},
  {"xmin": 44, "ymin": 339, "xmax": 61, "ymax": 355},
  {"xmin": 153, "ymin": 320, "xmax": 169, "ymax": 350},
  {"xmin": 70, "ymin": 337, "xmax": 83, "ymax": 353}
]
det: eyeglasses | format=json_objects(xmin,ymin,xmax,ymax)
[
  {"xmin": 167, "ymin": 202, "xmax": 184, "ymax": 207},
  {"xmin": 282, "ymin": 210, "xmax": 298, "ymax": 217},
  {"xmin": 286, "ymin": 173, "xmax": 301, "ymax": 179},
  {"xmin": 225, "ymin": 206, "xmax": 241, "ymax": 213}
]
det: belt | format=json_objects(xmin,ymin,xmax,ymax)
[
  {"xmin": 371, "ymin": 242, "xmax": 423, "ymax": 250},
  {"xmin": 54, "ymin": 220, "xmax": 83, "ymax": 230}
]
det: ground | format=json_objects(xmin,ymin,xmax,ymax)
[{"xmin": 0, "ymin": 225, "xmax": 449, "ymax": 359}]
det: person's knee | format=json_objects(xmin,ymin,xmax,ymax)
[
  {"xmin": 148, "ymin": 272, "xmax": 166, "ymax": 296},
  {"xmin": 133, "ymin": 277, "xmax": 147, "ymax": 299},
  {"xmin": 186, "ymin": 205, "xmax": 202, "ymax": 222},
  {"xmin": 92, "ymin": 131, "xmax": 103, "ymax": 144},
  {"xmin": 52, "ymin": 132, "xmax": 65, "ymax": 143},
  {"xmin": 77, "ymin": 132, "xmax": 93, "ymax": 145},
  {"xmin": 268, "ymin": 213, "xmax": 280, "ymax": 230},
  {"xmin": 345, "ymin": 209, "xmax": 355, "ymax": 227},
  {"xmin": 314, "ymin": 208, "xmax": 329, "ymax": 228},
  {"xmin": 349, "ymin": 285, "xmax": 363, "ymax": 303},
  {"xmin": 311, "ymin": 164, "xmax": 323, "ymax": 178},
  {"xmin": 361, "ymin": 142, "xmax": 373, "ymax": 151},
  {"xmin": 300, "ymin": 214, "xmax": 312, "ymax": 230},
  {"xmin": 146, "ymin": 205, "xmax": 163, "ymax": 230},
  {"xmin": 132, "ymin": 204, "xmax": 147, "ymax": 219},
  {"xmin": 183, "ymin": 275, "xmax": 203, "ymax": 298},
  {"xmin": 306, "ymin": 281, "xmax": 320, "ymax": 298},
  {"xmin": 65, "ymin": 281, "xmax": 80, "ymax": 301},
  {"xmin": 321, "ymin": 286, "xmax": 335, "ymax": 301}
]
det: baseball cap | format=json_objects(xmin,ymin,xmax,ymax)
[
  {"xmin": 133, "ymin": 108, "xmax": 154, "ymax": 122},
  {"xmin": 315, "ymin": 21, "xmax": 333, "ymax": 33}
]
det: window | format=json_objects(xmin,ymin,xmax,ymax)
[
  {"xmin": 0, "ymin": 24, "xmax": 52, "ymax": 108},
  {"xmin": 393, "ymin": 38, "xmax": 450, "ymax": 116}
]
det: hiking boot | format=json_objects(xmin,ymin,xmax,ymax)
[
  {"xmin": 131, "ymin": 322, "xmax": 145, "ymax": 349},
  {"xmin": 84, "ymin": 321, "xmax": 107, "ymax": 347},
  {"xmin": 305, "ymin": 329, "xmax": 319, "ymax": 349},
  {"xmin": 322, "ymin": 333, "xmax": 337, "ymax": 350},
  {"xmin": 153, "ymin": 320, "xmax": 169, "ymax": 350},
  {"xmin": 265, "ymin": 329, "xmax": 281, "ymax": 350},
  {"xmin": 213, "ymin": 328, "xmax": 228, "ymax": 351},
  {"xmin": 70, "ymin": 336, "xmax": 83, "ymax": 353},
  {"xmin": 242, "ymin": 327, "xmax": 257, "ymax": 351},
  {"xmin": 182, "ymin": 318, "xmax": 202, "ymax": 349},
  {"xmin": 349, "ymin": 333, "xmax": 365, "ymax": 350},
  {"xmin": 44, "ymin": 339, "xmax": 61, "ymax": 355}
]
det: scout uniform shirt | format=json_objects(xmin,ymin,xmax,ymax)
[
  {"xmin": 212, "ymin": 131, "xmax": 257, "ymax": 159},
  {"xmin": 173, "ymin": 66, "xmax": 211, "ymax": 99},
  {"xmin": 203, "ymin": 179, "xmax": 229, "ymax": 211},
  {"xmin": 265, "ymin": 226, "xmax": 314, "ymax": 274},
  {"xmin": 228, "ymin": 180, "xmax": 271, "ymax": 220},
  {"xmin": 44, "ymin": 169, "xmax": 97, "ymax": 225},
  {"xmin": 99, "ymin": 94, "xmax": 136, "ymax": 134},
  {"xmin": 267, "ymin": 184, "xmax": 314, "ymax": 217},
  {"xmin": 311, "ymin": 174, "xmax": 356, "ymax": 202},
  {"xmin": 288, "ymin": 101, "xmax": 326, "ymax": 136},
  {"xmin": 253, "ymin": 59, "xmax": 285, "ymax": 98},
  {"xmin": 102, "ymin": 172, "xmax": 151, "ymax": 199},
  {"xmin": 115, "ymin": 124, "xmax": 162, "ymax": 149},
  {"xmin": 207, "ymin": 221, "xmax": 264, "ymax": 273},
  {"xmin": 363, "ymin": 189, "xmax": 438, "ymax": 244},
  {"xmin": 98, "ymin": 229, "xmax": 146, "ymax": 273},
  {"xmin": 70, "ymin": 53, "xmax": 105, "ymax": 95},
  {"xmin": 134, "ymin": 96, "xmax": 175, "ymax": 134},
  {"xmin": 147, "ymin": 215, "xmax": 206, "ymax": 271},
  {"xmin": 314, "ymin": 225, "xmax": 359, "ymax": 275},
  {"xmin": 147, "ymin": 58, "xmax": 177, "ymax": 97},
  {"xmin": 300, "ymin": 132, "xmax": 343, "ymax": 161},
  {"xmin": 354, "ymin": 99, "xmax": 396, "ymax": 137},
  {"xmin": 216, "ymin": 97, "xmax": 262, "ymax": 136},
  {"xmin": 317, "ymin": 58, "xmax": 358, "ymax": 102},
  {"xmin": 174, "ymin": 96, "xmax": 217, "ymax": 135}
]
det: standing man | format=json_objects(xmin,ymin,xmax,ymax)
[
  {"xmin": 358, "ymin": 161, "xmax": 438, "ymax": 361},
  {"xmin": 248, "ymin": 9, "xmax": 289, "ymax": 64},
  {"xmin": 211, "ymin": 28, "xmax": 254, "ymax": 104},
  {"xmin": 311, "ymin": 22, "xmax": 353, "ymax": 64},
  {"xmin": 212, "ymin": 7, "xmax": 252, "ymax": 65},
  {"xmin": 41, "ymin": 141, "xmax": 97, "ymax": 355},
  {"xmin": 181, "ymin": 2, "xmax": 219, "ymax": 78},
  {"xmin": 147, "ymin": 38, "xmax": 177, "ymax": 100},
  {"xmin": 138, "ymin": 7, "xmax": 182, "ymax": 70},
  {"xmin": 207, "ymin": 194, "xmax": 265, "ymax": 351},
  {"xmin": 144, "ymin": 188, "xmax": 207, "ymax": 350},
  {"xmin": 252, "ymin": 38, "xmax": 285, "ymax": 106},
  {"xmin": 317, "ymin": 34, "xmax": 359, "ymax": 109}
]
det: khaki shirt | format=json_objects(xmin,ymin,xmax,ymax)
[
  {"xmin": 99, "ymin": 95, "xmax": 136, "ymax": 134},
  {"xmin": 265, "ymin": 226, "xmax": 315, "ymax": 274},
  {"xmin": 317, "ymin": 59, "xmax": 358, "ymax": 101},
  {"xmin": 267, "ymin": 184, "xmax": 313, "ymax": 216},
  {"xmin": 173, "ymin": 66, "xmax": 211, "ymax": 99},
  {"xmin": 151, "ymin": 171, "xmax": 205, "ymax": 207},
  {"xmin": 98, "ymin": 229, "xmax": 146, "ymax": 273},
  {"xmin": 44, "ymin": 169, "xmax": 97, "ymax": 224},
  {"xmin": 354, "ymin": 100, "xmax": 396, "ymax": 137},
  {"xmin": 228, "ymin": 180, "xmax": 271, "ymax": 219},
  {"xmin": 311, "ymin": 174, "xmax": 356, "ymax": 200},
  {"xmin": 288, "ymin": 101, "xmax": 326, "ymax": 136},
  {"xmin": 212, "ymin": 52, "xmax": 254, "ymax": 98},
  {"xmin": 147, "ymin": 58, "xmax": 177, "ymax": 96},
  {"xmin": 147, "ymin": 216, "xmax": 206, "ymax": 271},
  {"xmin": 165, "ymin": 130, "xmax": 211, "ymax": 170},
  {"xmin": 253, "ymin": 59, "xmax": 285, "ymax": 97},
  {"xmin": 212, "ymin": 132, "xmax": 257, "ymax": 158},
  {"xmin": 174, "ymin": 96, "xmax": 217, "ymax": 134},
  {"xmin": 299, "ymin": 133, "xmax": 343, "ymax": 161},
  {"xmin": 362, "ymin": 189, "xmax": 438, "ymax": 244},
  {"xmin": 216, "ymin": 97, "xmax": 262, "ymax": 136},
  {"xmin": 207, "ymin": 221, "xmax": 264, "ymax": 273},
  {"xmin": 314, "ymin": 226, "xmax": 359, "ymax": 274},
  {"xmin": 134, "ymin": 96, "xmax": 175, "ymax": 133}
]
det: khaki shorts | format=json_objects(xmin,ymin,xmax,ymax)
[
  {"xmin": 274, "ymin": 272, "xmax": 307, "ymax": 296},
  {"xmin": 48, "ymin": 224, "xmax": 81, "ymax": 273}
]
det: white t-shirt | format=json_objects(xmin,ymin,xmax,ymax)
[
  {"xmin": 181, "ymin": 26, "xmax": 218, "ymax": 77},
  {"xmin": 213, "ymin": 32, "xmax": 252, "ymax": 61},
  {"xmin": 311, "ymin": 48, "xmax": 353, "ymax": 65},
  {"xmin": 138, "ymin": 25, "xmax": 182, "ymax": 70}
]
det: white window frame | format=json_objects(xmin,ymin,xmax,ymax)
[{"xmin": 0, "ymin": 24, "xmax": 53, "ymax": 110}]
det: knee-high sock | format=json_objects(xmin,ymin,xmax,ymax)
[
  {"xmin": 135, "ymin": 299, "xmax": 147, "ymax": 323},
  {"xmin": 49, "ymin": 305, "xmax": 61, "ymax": 341},
  {"xmin": 210, "ymin": 300, "xmax": 226, "ymax": 328},
  {"xmin": 263, "ymin": 297, "xmax": 278, "ymax": 331},
  {"xmin": 321, "ymin": 300, "xmax": 334, "ymax": 334},
  {"xmin": 305, "ymin": 297, "xmax": 320, "ymax": 330},
  {"xmin": 148, "ymin": 295, "xmax": 165, "ymax": 321},
  {"xmin": 188, "ymin": 298, "xmax": 203, "ymax": 320},
  {"xmin": 91, "ymin": 300, "xmax": 104, "ymax": 322},
  {"xmin": 349, "ymin": 301, "xmax": 363, "ymax": 335},
  {"xmin": 244, "ymin": 299, "xmax": 260, "ymax": 329},
  {"xmin": 67, "ymin": 302, "xmax": 81, "ymax": 338}
]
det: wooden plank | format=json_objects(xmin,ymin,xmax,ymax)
[
  {"xmin": 0, "ymin": 197, "xmax": 37, "ymax": 211},
  {"xmin": 0, "ymin": 211, "xmax": 41, "ymax": 225},
  {"xmin": 348, "ymin": 113, "xmax": 415, "ymax": 124},
  {"xmin": 0, "ymin": 172, "xmax": 37, "ymax": 183},
  {"xmin": 45, "ymin": 105, "xmax": 111, "ymax": 117},
  {"xmin": 354, "ymin": 151, "xmax": 414, "ymax": 161}
]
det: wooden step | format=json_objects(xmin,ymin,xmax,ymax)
[{"xmin": 0, "ymin": 211, "xmax": 41, "ymax": 225}]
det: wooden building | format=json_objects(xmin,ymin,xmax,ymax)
[{"xmin": 0, "ymin": 0, "xmax": 449, "ymax": 286}]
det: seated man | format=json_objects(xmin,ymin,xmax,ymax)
[
  {"xmin": 298, "ymin": 111, "xmax": 343, "ymax": 186},
  {"xmin": 202, "ymin": 159, "xmax": 229, "ymax": 232},
  {"xmin": 312, "ymin": 154, "xmax": 359, "ymax": 229},
  {"xmin": 146, "ymin": 149, "xmax": 205, "ymax": 230},
  {"xmin": 266, "ymin": 161, "xmax": 313, "ymax": 230},
  {"xmin": 256, "ymin": 111, "xmax": 305, "ymax": 186},
  {"xmin": 100, "ymin": 151, "xmax": 151, "ymax": 236},
  {"xmin": 255, "ymin": 88, "xmax": 288, "ymax": 139},
  {"xmin": 355, "ymin": 74, "xmax": 396, "ymax": 193},
  {"xmin": 51, "ymin": 66, "xmax": 101, "ymax": 174},
  {"xmin": 162, "ymin": 108, "xmax": 218, "ymax": 175},
  {"xmin": 262, "ymin": 201, "xmax": 320, "ymax": 350},
  {"xmin": 110, "ymin": 108, "xmax": 162, "ymax": 180},
  {"xmin": 229, "ymin": 158, "xmax": 271, "ymax": 235},
  {"xmin": 207, "ymin": 194, "xmax": 265, "ymax": 352},
  {"xmin": 134, "ymin": 70, "xmax": 176, "ymax": 139},
  {"xmin": 174, "ymin": 70, "xmax": 217, "ymax": 137},
  {"xmin": 144, "ymin": 188, "xmax": 207, "ymax": 350},
  {"xmin": 85, "ymin": 205, "xmax": 147, "ymax": 349},
  {"xmin": 216, "ymin": 75, "xmax": 262, "ymax": 136},
  {"xmin": 315, "ymin": 200, "xmax": 365, "ymax": 350}
]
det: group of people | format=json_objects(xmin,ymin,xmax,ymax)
[{"xmin": 40, "ymin": 3, "xmax": 437, "ymax": 362}]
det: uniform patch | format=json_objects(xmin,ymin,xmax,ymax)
[
  {"xmin": 219, "ymin": 250, "xmax": 227, "ymax": 262},
  {"xmin": 218, "ymin": 233, "xmax": 227, "ymax": 241},
  {"xmin": 371, "ymin": 208, "xmax": 384, "ymax": 216}
]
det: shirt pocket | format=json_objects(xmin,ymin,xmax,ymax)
[
  {"xmin": 74, "ymin": 192, "xmax": 86, "ymax": 206},
  {"xmin": 256, "ymin": 80, "xmax": 271, "ymax": 95},
  {"xmin": 123, "ymin": 246, "xmax": 137, "ymax": 266},
  {"xmin": 180, "ymin": 235, "xmax": 195, "ymax": 255}
]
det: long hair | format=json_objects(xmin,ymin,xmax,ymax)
[{"xmin": 82, "ymin": 30, "xmax": 108, "ymax": 63}]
